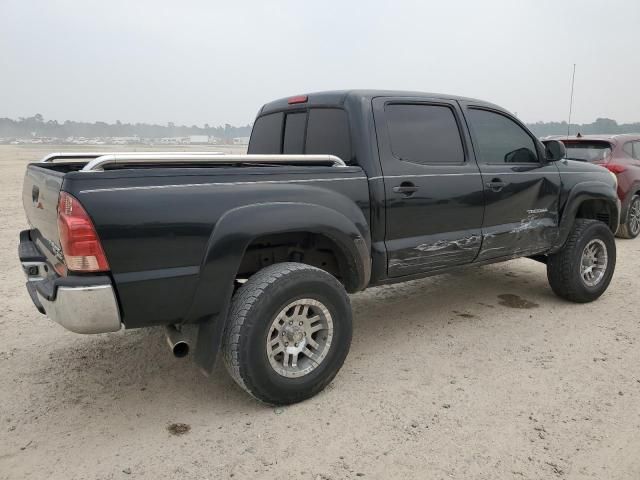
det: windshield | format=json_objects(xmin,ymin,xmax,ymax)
[{"xmin": 562, "ymin": 140, "xmax": 612, "ymax": 162}]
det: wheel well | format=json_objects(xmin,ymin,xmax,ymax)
[
  {"xmin": 237, "ymin": 232, "xmax": 357, "ymax": 291},
  {"xmin": 575, "ymin": 199, "xmax": 616, "ymax": 231}
]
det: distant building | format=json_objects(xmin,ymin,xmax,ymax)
[
  {"xmin": 233, "ymin": 136, "xmax": 250, "ymax": 145},
  {"xmin": 189, "ymin": 135, "xmax": 209, "ymax": 144},
  {"xmin": 110, "ymin": 136, "xmax": 141, "ymax": 144},
  {"xmin": 159, "ymin": 137, "xmax": 187, "ymax": 145}
]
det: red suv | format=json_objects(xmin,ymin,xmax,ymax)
[{"xmin": 550, "ymin": 135, "xmax": 640, "ymax": 238}]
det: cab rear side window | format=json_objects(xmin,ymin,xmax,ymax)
[
  {"xmin": 248, "ymin": 112, "xmax": 283, "ymax": 154},
  {"xmin": 248, "ymin": 108, "xmax": 352, "ymax": 163}
]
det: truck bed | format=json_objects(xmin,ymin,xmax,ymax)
[{"xmin": 22, "ymin": 156, "xmax": 370, "ymax": 329}]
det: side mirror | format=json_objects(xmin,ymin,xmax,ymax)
[{"xmin": 542, "ymin": 140, "xmax": 566, "ymax": 162}]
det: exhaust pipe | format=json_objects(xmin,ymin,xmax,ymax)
[{"xmin": 165, "ymin": 325, "xmax": 190, "ymax": 358}]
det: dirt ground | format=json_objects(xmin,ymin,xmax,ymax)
[{"xmin": 1, "ymin": 146, "xmax": 639, "ymax": 480}]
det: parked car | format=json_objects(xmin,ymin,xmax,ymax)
[
  {"xmin": 19, "ymin": 90, "xmax": 620, "ymax": 405},
  {"xmin": 548, "ymin": 134, "xmax": 640, "ymax": 238}
]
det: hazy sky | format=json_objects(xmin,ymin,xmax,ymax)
[{"xmin": 2, "ymin": 0, "xmax": 639, "ymax": 126}]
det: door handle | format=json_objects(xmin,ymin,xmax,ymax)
[
  {"xmin": 392, "ymin": 182, "xmax": 418, "ymax": 196},
  {"xmin": 485, "ymin": 178, "xmax": 506, "ymax": 192}
]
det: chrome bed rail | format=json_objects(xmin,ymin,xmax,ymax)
[
  {"xmin": 81, "ymin": 154, "xmax": 346, "ymax": 171},
  {"xmin": 39, "ymin": 152, "xmax": 346, "ymax": 170},
  {"xmin": 40, "ymin": 151, "xmax": 223, "ymax": 163}
]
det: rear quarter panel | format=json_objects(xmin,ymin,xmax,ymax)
[{"xmin": 62, "ymin": 166, "xmax": 369, "ymax": 328}]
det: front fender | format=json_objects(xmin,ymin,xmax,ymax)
[
  {"xmin": 188, "ymin": 201, "xmax": 371, "ymax": 372},
  {"xmin": 551, "ymin": 181, "xmax": 620, "ymax": 252}
]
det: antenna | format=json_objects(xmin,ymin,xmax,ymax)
[{"xmin": 567, "ymin": 64, "xmax": 576, "ymax": 138}]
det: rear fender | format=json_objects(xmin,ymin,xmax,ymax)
[{"xmin": 189, "ymin": 201, "xmax": 370, "ymax": 372}]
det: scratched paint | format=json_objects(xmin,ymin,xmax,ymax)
[{"xmin": 389, "ymin": 234, "xmax": 482, "ymax": 273}]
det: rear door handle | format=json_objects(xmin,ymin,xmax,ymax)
[
  {"xmin": 485, "ymin": 178, "xmax": 506, "ymax": 192},
  {"xmin": 392, "ymin": 182, "xmax": 418, "ymax": 196}
]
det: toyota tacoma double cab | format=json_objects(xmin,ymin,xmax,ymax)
[{"xmin": 19, "ymin": 90, "xmax": 620, "ymax": 405}]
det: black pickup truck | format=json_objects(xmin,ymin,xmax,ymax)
[{"xmin": 19, "ymin": 90, "xmax": 620, "ymax": 405}]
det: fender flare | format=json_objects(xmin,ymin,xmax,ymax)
[
  {"xmin": 551, "ymin": 181, "xmax": 619, "ymax": 252},
  {"xmin": 188, "ymin": 201, "xmax": 371, "ymax": 372}
]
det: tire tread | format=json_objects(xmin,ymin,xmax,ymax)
[
  {"xmin": 222, "ymin": 262, "xmax": 348, "ymax": 404},
  {"xmin": 547, "ymin": 219, "xmax": 615, "ymax": 303}
]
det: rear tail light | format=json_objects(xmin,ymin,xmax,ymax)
[
  {"xmin": 57, "ymin": 192, "xmax": 109, "ymax": 272},
  {"xmin": 605, "ymin": 163, "xmax": 626, "ymax": 174}
]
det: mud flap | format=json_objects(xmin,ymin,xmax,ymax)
[{"xmin": 193, "ymin": 314, "xmax": 226, "ymax": 375}]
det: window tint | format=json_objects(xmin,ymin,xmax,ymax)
[
  {"xmin": 248, "ymin": 108, "xmax": 351, "ymax": 163},
  {"xmin": 623, "ymin": 142, "xmax": 634, "ymax": 157},
  {"xmin": 283, "ymin": 112, "xmax": 306, "ymax": 154},
  {"xmin": 248, "ymin": 112, "xmax": 283, "ymax": 154},
  {"xmin": 305, "ymin": 109, "xmax": 351, "ymax": 163},
  {"xmin": 634, "ymin": 142, "xmax": 640, "ymax": 160},
  {"xmin": 467, "ymin": 109, "xmax": 538, "ymax": 163},
  {"xmin": 385, "ymin": 104, "xmax": 464, "ymax": 165}
]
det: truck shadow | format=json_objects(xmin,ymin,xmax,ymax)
[{"xmin": 29, "ymin": 260, "xmax": 552, "ymax": 420}]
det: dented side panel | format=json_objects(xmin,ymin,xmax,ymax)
[{"xmin": 476, "ymin": 168, "xmax": 562, "ymax": 260}]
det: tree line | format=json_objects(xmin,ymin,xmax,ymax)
[
  {"xmin": 525, "ymin": 118, "xmax": 640, "ymax": 137},
  {"xmin": 1, "ymin": 114, "xmax": 639, "ymax": 139},
  {"xmin": 0, "ymin": 114, "xmax": 252, "ymax": 139}
]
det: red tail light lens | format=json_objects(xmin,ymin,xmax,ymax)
[
  {"xmin": 57, "ymin": 192, "xmax": 109, "ymax": 272},
  {"xmin": 605, "ymin": 164, "xmax": 626, "ymax": 174}
]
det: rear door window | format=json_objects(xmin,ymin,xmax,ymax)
[{"xmin": 384, "ymin": 104, "xmax": 465, "ymax": 165}]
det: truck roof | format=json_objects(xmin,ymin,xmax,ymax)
[{"xmin": 259, "ymin": 89, "xmax": 504, "ymax": 115}]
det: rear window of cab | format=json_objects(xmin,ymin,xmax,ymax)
[{"xmin": 248, "ymin": 108, "xmax": 352, "ymax": 164}]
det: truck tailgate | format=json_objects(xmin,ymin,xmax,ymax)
[{"xmin": 22, "ymin": 165, "xmax": 64, "ymax": 261}]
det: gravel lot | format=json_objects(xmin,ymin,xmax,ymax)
[{"xmin": 1, "ymin": 146, "xmax": 639, "ymax": 479}]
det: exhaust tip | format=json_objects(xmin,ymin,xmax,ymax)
[
  {"xmin": 165, "ymin": 325, "xmax": 190, "ymax": 358},
  {"xmin": 172, "ymin": 341, "xmax": 189, "ymax": 358}
]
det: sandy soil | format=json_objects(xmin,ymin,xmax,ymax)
[{"xmin": 1, "ymin": 145, "xmax": 639, "ymax": 480}]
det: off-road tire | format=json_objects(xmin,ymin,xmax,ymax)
[
  {"xmin": 617, "ymin": 195, "xmax": 640, "ymax": 239},
  {"xmin": 547, "ymin": 219, "xmax": 616, "ymax": 303},
  {"xmin": 222, "ymin": 262, "xmax": 352, "ymax": 405}
]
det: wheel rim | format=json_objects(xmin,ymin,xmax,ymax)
[
  {"xmin": 580, "ymin": 239, "xmax": 608, "ymax": 287},
  {"xmin": 629, "ymin": 198, "xmax": 640, "ymax": 236},
  {"xmin": 266, "ymin": 299, "xmax": 334, "ymax": 378}
]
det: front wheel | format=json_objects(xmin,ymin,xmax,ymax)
[
  {"xmin": 547, "ymin": 219, "xmax": 616, "ymax": 303},
  {"xmin": 222, "ymin": 262, "xmax": 352, "ymax": 405}
]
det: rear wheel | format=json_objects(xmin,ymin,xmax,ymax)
[
  {"xmin": 547, "ymin": 219, "xmax": 616, "ymax": 303},
  {"xmin": 617, "ymin": 195, "xmax": 640, "ymax": 239},
  {"xmin": 222, "ymin": 262, "xmax": 352, "ymax": 405}
]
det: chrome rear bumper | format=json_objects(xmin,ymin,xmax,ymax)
[
  {"xmin": 36, "ymin": 284, "xmax": 122, "ymax": 334},
  {"xmin": 19, "ymin": 229, "xmax": 122, "ymax": 334}
]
